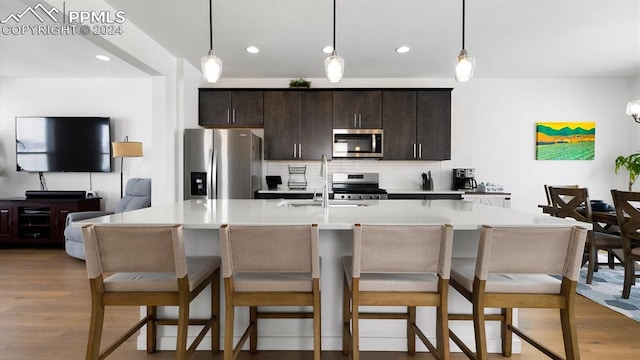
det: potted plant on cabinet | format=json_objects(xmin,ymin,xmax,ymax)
[
  {"xmin": 615, "ymin": 152, "xmax": 640, "ymax": 191},
  {"xmin": 289, "ymin": 77, "xmax": 312, "ymax": 88}
]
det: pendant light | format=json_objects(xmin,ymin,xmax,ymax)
[
  {"xmin": 454, "ymin": 0, "xmax": 475, "ymax": 82},
  {"xmin": 201, "ymin": 0, "xmax": 222, "ymax": 83},
  {"xmin": 325, "ymin": 0, "xmax": 344, "ymax": 82}
]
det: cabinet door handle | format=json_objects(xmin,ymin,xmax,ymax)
[
  {"xmin": 232, "ymin": 108, "xmax": 236, "ymax": 123},
  {"xmin": 298, "ymin": 144, "xmax": 302, "ymax": 158},
  {"xmin": 413, "ymin": 144, "xmax": 417, "ymax": 159},
  {"xmin": 359, "ymin": 113, "xmax": 362, "ymax": 128},
  {"xmin": 419, "ymin": 144, "xmax": 422, "ymax": 159},
  {"xmin": 353, "ymin": 114, "xmax": 357, "ymax": 128},
  {"xmin": 293, "ymin": 144, "xmax": 297, "ymax": 158},
  {"xmin": 227, "ymin": 109, "xmax": 231, "ymax": 123}
]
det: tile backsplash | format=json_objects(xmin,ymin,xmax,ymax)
[{"xmin": 264, "ymin": 160, "xmax": 449, "ymax": 191}]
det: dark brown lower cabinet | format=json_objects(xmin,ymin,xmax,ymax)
[{"xmin": 0, "ymin": 198, "xmax": 101, "ymax": 246}]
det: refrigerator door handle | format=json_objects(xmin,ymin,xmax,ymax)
[{"xmin": 208, "ymin": 148, "xmax": 218, "ymax": 199}]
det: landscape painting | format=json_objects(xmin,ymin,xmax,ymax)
[{"xmin": 536, "ymin": 122, "xmax": 595, "ymax": 160}]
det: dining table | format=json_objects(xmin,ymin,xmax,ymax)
[{"xmin": 538, "ymin": 204, "xmax": 619, "ymax": 227}]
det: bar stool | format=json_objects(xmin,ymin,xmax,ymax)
[
  {"xmin": 82, "ymin": 224, "xmax": 221, "ymax": 360},
  {"xmin": 342, "ymin": 224, "xmax": 454, "ymax": 360},
  {"xmin": 448, "ymin": 225, "xmax": 587, "ymax": 360},
  {"xmin": 219, "ymin": 224, "xmax": 321, "ymax": 360}
]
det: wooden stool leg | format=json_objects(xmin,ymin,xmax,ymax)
[
  {"xmin": 249, "ymin": 306, "xmax": 258, "ymax": 354},
  {"xmin": 501, "ymin": 308, "xmax": 512, "ymax": 356},
  {"xmin": 224, "ymin": 302, "xmax": 235, "ymax": 360},
  {"xmin": 212, "ymin": 269, "xmax": 221, "ymax": 353},
  {"xmin": 437, "ymin": 282, "xmax": 450, "ymax": 360},
  {"xmin": 147, "ymin": 306, "xmax": 157, "ymax": 353},
  {"xmin": 313, "ymin": 279, "xmax": 322, "ymax": 360},
  {"xmin": 473, "ymin": 281, "xmax": 488, "ymax": 360},
  {"xmin": 407, "ymin": 306, "xmax": 416, "ymax": 355},
  {"xmin": 176, "ymin": 301, "xmax": 189, "ymax": 360},
  {"xmin": 86, "ymin": 297, "xmax": 104, "ymax": 360},
  {"xmin": 342, "ymin": 276, "xmax": 350, "ymax": 355},
  {"xmin": 560, "ymin": 302, "xmax": 580, "ymax": 359},
  {"xmin": 352, "ymin": 281, "xmax": 360, "ymax": 360}
]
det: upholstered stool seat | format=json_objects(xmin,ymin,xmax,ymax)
[
  {"xmin": 220, "ymin": 224, "xmax": 321, "ymax": 360},
  {"xmin": 342, "ymin": 224, "xmax": 454, "ymax": 360},
  {"xmin": 451, "ymin": 258, "xmax": 563, "ymax": 294},
  {"xmin": 82, "ymin": 224, "xmax": 220, "ymax": 360},
  {"xmin": 448, "ymin": 225, "xmax": 588, "ymax": 360}
]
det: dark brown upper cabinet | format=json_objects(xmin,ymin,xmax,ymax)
[
  {"xmin": 199, "ymin": 89, "xmax": 264, "ymax": 127},
  {"xmin": 264, "ymin": 91, "xmax": 332, "ymax": 160},
  {"xmin": 333, "ymin": 90, "xmax": 382, "ymax": 129},
  {"xmin": 382, "ymin": 89, "xmax": 451, "ymax": 160},
  {"xmin": 416, "ymin": 90, "xmax": 451, "ymax": 160}
]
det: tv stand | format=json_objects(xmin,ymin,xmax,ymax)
[{"xmin": 0, "ymin": 197, "xmax": 101, "ymax": 246}]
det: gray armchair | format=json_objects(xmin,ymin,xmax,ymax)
[{"xmin": 64, "ymin": 178, "xmax": 152, "ymax": 260}]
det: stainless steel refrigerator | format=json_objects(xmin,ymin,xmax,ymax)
[{"xmin": 184, "ymin": 129, "xmax": 262, "ymax": 200}]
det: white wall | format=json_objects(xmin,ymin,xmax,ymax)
[{"xmin": 0, "ymin": 77, "xmax": 153, "ymax": 211}]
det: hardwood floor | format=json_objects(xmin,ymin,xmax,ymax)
[{"xmin": 1, "ymin": 248, "xmax": 639, "ymax": 360}]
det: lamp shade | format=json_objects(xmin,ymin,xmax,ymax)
[
  {"xmin": 325, "ymin": 51, "xmax": 344, "ymax": 83},
  {"xmin": 201, "ymin": 50, "xmax": 223, "ymax": 83},
  {"xmin": 454, "ymin": 49, "xmax": 475, "ymax": 83},
  {"xmin": 112, "ymin": 141, "xmax": 143, "ymax": 158},
  {"xmin": 626, "ymin": 99, "xmax": 640, "ymax": 121}
]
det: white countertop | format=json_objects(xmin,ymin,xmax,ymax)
[
  {"xmin": 76, "ymin": 199, "xmax": 588, "ymax": 231},
  {"xmin": 384, "ymin": 188, "xmax": 465, "ymax": 194}
]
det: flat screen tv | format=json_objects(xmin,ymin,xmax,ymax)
[{"xmin": 15, "ymin": 116, "xmax": 112, "ymax": 172}]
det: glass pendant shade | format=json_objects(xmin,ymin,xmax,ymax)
[
  {"xmin": 324, "ymin": 51, "xmax": 344, "ymax": 83},
  {"xmin": 454, "ymin": 49, "xmax": 475, "ymax": 83},
  {"xmin": 201, "ymin": 50, "xmax": 223, "ymax": 83},
  {"xmin": 626, "ymin": 99, "xmax": 640, "ymax": 122}
]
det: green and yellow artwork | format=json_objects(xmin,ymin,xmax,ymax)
[{"xmin": 536, "ymin": 122, "xmax": 595, "ymax": 160}]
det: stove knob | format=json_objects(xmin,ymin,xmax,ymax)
[{"xmin": 359, "ymin": 195, "xmax": 363, "ymax": 200}]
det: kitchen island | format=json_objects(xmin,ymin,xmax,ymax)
[{"xmin": 76, "ymin": 199, "xmax": 588, "ymax": 354}]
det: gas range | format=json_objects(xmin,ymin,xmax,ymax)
[{"xmin": 331, "ymin": 173, "xmax": 388, "ymax": 200}]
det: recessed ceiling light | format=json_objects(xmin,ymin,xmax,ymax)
[
  {"xmin": 246, "ymin": 46, "xmax": 260, "ymax": 54},
  {"xmin": 95, "ymin": 54, "xmax": 111, "ymax": 61},
  {"xmin": 322, "ymin": 46, "xmax": 334, "ymax": 54},
  {"xmin": 395, "ymin": 46, "xmax": 410, "ymax": 54}
]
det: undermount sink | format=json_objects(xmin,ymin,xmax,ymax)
[{"xmin": 277, "ymin": 200, "xmax": 370, "ymax": 208}]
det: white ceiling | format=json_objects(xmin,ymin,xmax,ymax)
[{"xmin": 1, "ymin": 0, "xmax": 639, "ymax": 79}]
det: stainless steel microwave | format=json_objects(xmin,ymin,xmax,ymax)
[{"xmin": 333, "ymin": 129, "xmax": 383, "ymax": 158}]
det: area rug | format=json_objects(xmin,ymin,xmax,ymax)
[{"xmin": 575, "ymin": 267, "xmax": 640, "ymax": 322}]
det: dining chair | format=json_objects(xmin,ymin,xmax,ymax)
[
  {"xmin": 548, "ymin": 186, "xmax": 622, "ymax": 284},
  {"xmin": 219, "ymin": 224, "xmax": 321, "ymax": 360},
  {"xmin": 543, "ymin": 184, "xmax": 579, "ymax": 206},
  {"xmin": 610, "ymin": 190, "xmax": 640, "ymax": 299},
  {"xmin": 448, "ymin": 225, "xmax": 588, "ymax": 360},
  {"xmin": 342, "ymin": 224, "xmax": 454, "ymax": 360},
  {"xmin": 82, "ymin": 224, "xmax": 221, "ymax": 360}
]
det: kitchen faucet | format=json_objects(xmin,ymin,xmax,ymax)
[{"xmin": 320, "ymin": 154, "xmax": 329, "ymax": 208}]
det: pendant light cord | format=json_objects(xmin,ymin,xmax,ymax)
[
  {"xmin": 208, "ymin": 0, "xmax": 213, "ymax": 50},
  {"xmin": 461, "ymin": 0, "xmax": 466, "ymax": 50},
  {"xmin": 332, "ymin": 0, "xmax": 336, "ymax": 50}
]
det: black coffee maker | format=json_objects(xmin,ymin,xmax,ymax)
[{"xmin": 452, "ymin": 168, "xmax": 477, "ymax": 191}]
